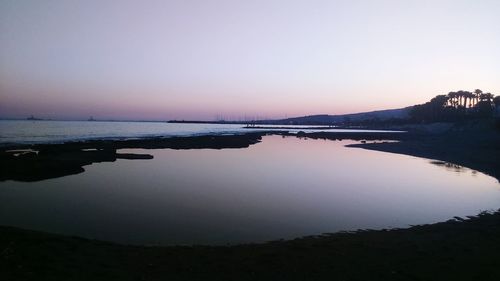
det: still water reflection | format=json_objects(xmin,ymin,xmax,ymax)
[{"xmin": 0, "ymin": 136, "xmax": 499, "ymax": 245}]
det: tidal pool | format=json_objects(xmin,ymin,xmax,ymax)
[{"xmin": 0, "ymin": 136, "xmax": 499, "ymax": 245}]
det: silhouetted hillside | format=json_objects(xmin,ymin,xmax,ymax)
[{"xmin": 271, "ymin": 108, "xmax": 410, "ymax": 125}]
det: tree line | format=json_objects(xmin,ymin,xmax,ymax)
[{"xmin": 410, "ymin": 89, "xmax": 500, "ymax": 123}]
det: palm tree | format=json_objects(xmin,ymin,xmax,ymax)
[
  {"xmin": 473, "ymin": 89, "xmax": 483, "ymax": 106},
  {"xmin": 457, "ymin": 90, "xmax": 466, "ymax": 107},
  {"xmin": 455, "ymin": 91, "xmax": 461, "ymax": 107},
  {"xmin": 463, "ymin": 91, "xmax": 474, "ymax": 108},
  {"xmin": 447, "ymin": 92, "xmax": 458, "ymax": 107}
]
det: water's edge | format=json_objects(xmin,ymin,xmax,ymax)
[
  {"xmin": 2, "ymin": 210, "xmax": 499, "ymax": 280},
  {"xmin": 1, "ymin": 131, "xmax": 406, "ymax": 182}
]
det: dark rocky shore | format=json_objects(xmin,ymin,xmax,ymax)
[
  {"xmin": 0, "ymin": 133, "xmax": 264, "ymax": 182},
  {"xmin": 1, "ymin": 210, "xmax": 500, "ymax": 281},
  {"xmin": 0, "ymin": 131, "xmax": 406, "ymax": 182}
]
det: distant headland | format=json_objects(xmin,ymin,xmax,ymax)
[{"xmin": 170, "ymin": 89, "xmax": 500, "ymax": 128}]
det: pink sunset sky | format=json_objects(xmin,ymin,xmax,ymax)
[{"xmin": 1, "ymin": 0, "xmax": 499, "ymax": 121}]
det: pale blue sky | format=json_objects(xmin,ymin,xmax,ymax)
[{"xmin": 1, "ymin": 0, "xmax": 499, "ymax": 120}]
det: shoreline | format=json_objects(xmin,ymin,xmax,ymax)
[
  {"xmin": 1, "ymin": 131, "xmax": 406, "ymax": 182},
  {"xmin": 2, "ymin": 210, "xmax": 500, "ymax": 280},
  {"xmin": 1, "ymin": 126, "xmax": 498, "ymax": 182},
  {"xmin": 1, "ymin": 127, "xmax": 498, "ymax": 182},
  {"xmin": 347, "ymin": 129, "xmax": 500, "ymax": 182},
  {"xmin": 1, "ymin": 124, "xmax": 500, "ymax": 279}
]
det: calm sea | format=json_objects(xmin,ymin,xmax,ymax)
[{"xmin": 0, "ymin": 120, "xmax": 399, "ymax": 144}]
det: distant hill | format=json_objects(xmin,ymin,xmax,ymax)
[
  {"xmin": 168, "ymin": 107, "xmax": 412, "ymax": 125},
  {"xmin": 264, "ymin": 108, "xmax": 411, "ymax": 125}
]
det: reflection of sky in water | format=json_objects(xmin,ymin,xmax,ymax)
[{"xmin": 0, "ymin": 136, "xmax": 499, "ymax": 245}]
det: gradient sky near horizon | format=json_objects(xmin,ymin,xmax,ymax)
[{"xmin": 1, "ymin": 0, "xmax": 499, "ymax": 121}]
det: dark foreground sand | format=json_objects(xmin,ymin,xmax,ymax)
[{"xmin": 1, "ymin": 211, "xmax": 500, "ymax": 281}]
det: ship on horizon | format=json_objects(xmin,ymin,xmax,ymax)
[{"xmin": 27, "ymin": 115, "xmax": 42, "ymax": 121}]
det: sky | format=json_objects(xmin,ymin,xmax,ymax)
[{"xmin": 1, "ymin": 0, "xmax": 499, "ymax": 121}]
